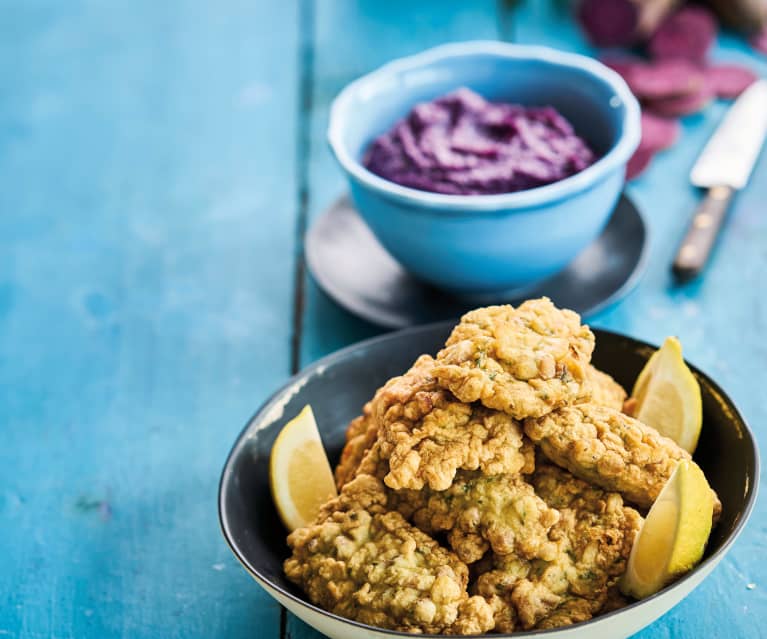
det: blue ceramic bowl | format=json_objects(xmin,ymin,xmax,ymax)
[{"xmin": 327, "ymin": 41, "xmax": 641, "ymax": 294}]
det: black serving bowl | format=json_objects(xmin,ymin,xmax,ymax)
[{"xmin": 219, "ymin": 323, "xmax": 758, "ymax": 639}]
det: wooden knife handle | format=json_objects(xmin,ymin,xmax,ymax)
[{"xmin": 672, "ymin": 185, "xmax": 734, "ymax": 282}]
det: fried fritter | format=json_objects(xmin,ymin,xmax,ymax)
[
  {"xmin": 524, "ymin": 403, "xmax": 721, "ymax": 514},
  {"xmin": 601, "ymin": 584, "xmax": 631, "ymax": 614},
  {"xmin": 289, "ymin": 297, "xmax": 722, "ymax": 634},
  {"xmin": 333, "ymin": 356, "xmax": 445, "ymax": 491},
  {"xmin": 584, "ymin": 365, "xmax": 627, "ymax": 411},
  {"xmin": 374, "ymin": 355, "xmax": 535, "ymax": 491},
  {"xmin": 533, "ymin": 596, "xmax": 597, "ymax": 630},
  {"xmin": 432, "ymin": 299, "xmax": 595, "ymax": 420},
  {"xmin": 353, "ymin": 441, "xmax": 392, "ymax": 481},
  {"xmin": 334, "ymin": 402, "xmax": 377, "ymax": 490},
  {"xmin": 450, "ymin": 596, "xmax": 497, "ymax": 635},
  {"xmin": 285, "ymin": 474, "xmax": 495, "ymax": 634},
  {"xmin": 475, "ymin": 464, "xmax": 642, "ymax": 631},
  {"xmin": 392, "ymin": 470, "xmax": 557, "ymax": 564}
]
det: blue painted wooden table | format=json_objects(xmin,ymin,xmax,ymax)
[{"xmin": 2, "ymin": 1, "xmax": 765, "ymax": 637}]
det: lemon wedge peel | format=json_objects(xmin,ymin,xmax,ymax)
[
  {"xmin": 631, "ymin": 336, "xmax": 703, "ymax": 454},
  {"xmin": 269, "ymin": 405, "xmax": 338, "ymax": 532},
  {"xmin": 620, "ymin": 460, "xmax": 714, "ymax": 600}
]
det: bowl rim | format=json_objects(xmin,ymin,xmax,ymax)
[
  {"xmin": 327, "ymin": 41, "xmax": 642, "ymax": 214},
  {"xmin": 219, "ymin": 322, "xmax": 760, "ymax": 638}
]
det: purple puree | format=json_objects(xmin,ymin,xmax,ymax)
[{"xmin": 363, "ymin": 88, "xmax": 597, "ymax": 195}]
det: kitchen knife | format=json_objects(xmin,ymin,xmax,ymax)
[{"xmin": 672, "ymin": 79, "xmax": 767, "ymax": 282}]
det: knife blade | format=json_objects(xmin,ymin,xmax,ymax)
[{"xmin": 672, "ymin": 79, "xmax": 767, "ymax": 281}]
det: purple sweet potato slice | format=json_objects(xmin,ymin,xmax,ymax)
[
  {"xmin": 601, "ymin": 57, "xmax": 644, "ymax": 95},
  {"xmin": 578, "ymin": 0, "xmax": 680, "ymax": 47},
  {"xmin": 601, "ymin": 56, "xmax": 643, "ymax": 79},
  {"xmin": 644, "ymin": 81, "xmax": 714, "ymax": 117},
  {"xmin": 578, "ymin": 0, "xmax": 640, "ymax": 46},
  {"xmin": 640, "ymin": 111, "xmax": 680, "ymax": 151},
  {"xmin": 629, "ymin": 59, "xmax": 705, "ymax": 99},
  {"xmin": 753, "ymin": 26, "xmax": 767, "ymax": 54},
  {"xmin": 602, "ymin": 58, "xmax": 704, "ymax": 101},
  {"xmin": 627, "ymin": 147, "xmax": 655, "ymax": 180},
  {"xmin": 705, "ymin": 64, "xmax": 758, "ymax": 99},
  {"xmin": 648, "ymin": 6, "xmax": 718, "ymax": 63}
]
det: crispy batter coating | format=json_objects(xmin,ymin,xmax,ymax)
[
  {"xmin": 392, "ymin": 470, "xmax": 557, "ymax": 564},
  {"xmin": 601, "ymin": 584, "xmax": 631, "ymax": 614},
  {"xmin": 475, "ymin": 464, "xmax": 642, "ymax": 631},
  {"xmin": 285, "ymin": 475, "xmax": 495, "ymax": 634},
  {"xmin": 533, "ymin": 597, "xmax": 597, "ymax": 630},
  {"xmin": 294, "ymin": 299, "xmax": 723, "ymax": 634},
  {"xmin": 584, "ymin": 365, "xmax": 627, "ymax": 411},
  {"xmin": 353, "ymin": 441, "xmax": 392, "ymax": 481},
  {"xmin": 433, "ymin": 299, "xmax": 595, "ymax": 420},
  {"xmin": 374, "ymin": 355, "xmax": 535, "ymax": 491},
  {"xmin": 334, "ymin": 402, "xmax": 377, "ymax": 490},
  {"xmin": 451, "ymin": 596, "xmax": 497, "ymax": 635},
  {"xmin": 524, "ymin": 403, "xmax": 720, "ymax": 512}
]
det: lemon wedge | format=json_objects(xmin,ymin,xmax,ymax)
[
  {"xmin": 269, "ymin": 405, "xmax": 338, "ymax": 531},
  {"xmin": 631, "ymin": 336, "xmax": 703, "ymax": 453},
  {"xmin": 620, "ymin": 459, "xmax": 713, "ymax": 599}
]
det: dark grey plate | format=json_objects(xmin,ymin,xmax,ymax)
[
  {"xmin": 219, "ymin": 324, "xmax": 759, "ymax": 639},
  {"xmin": 305, "ymin": 195, "xmax": 649, "ymax": 328}
]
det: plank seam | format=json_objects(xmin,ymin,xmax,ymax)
[
  {"xmin": 496, "ymin": 0, "xmax": 516, "ymax": 41},
  {"xmin": 289, "ymin": 0, "xmax": 316, "ymax": 379},
  {"xmin": 280, "ymin": 606, "xmax": 288, "ymax": 639},
  {"xmin": 285, "ymin": 0, "xmax": 314, "ymax": 632}
]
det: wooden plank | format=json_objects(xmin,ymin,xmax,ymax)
[
  {"xmin": 297, "ymin": 0, "xmax": 503, "ymax": 368},
  {"xmin": 0, "ymin": 1, "xmax": 298, "ymax": 637},
  {"xmin": 292, "ymin": 1, "xmax": 767, "ymax": 636},
  {"xmin": 509, "ymin": 3, "xmax": 767, "ymax": 637},
  {"xmin": 288, "ymin": 2, "xmax": 501, "ymax": 637}
]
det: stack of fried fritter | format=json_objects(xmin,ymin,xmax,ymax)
[{"xmin": 284, "ymin": 298, "xmax": 718, "ymax": 634}]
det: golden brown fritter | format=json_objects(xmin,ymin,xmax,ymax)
[
  {"xmin": 475, "ymin": 464, "xmax": 642, "ymax": 631},
  {"xmin": 374, "ymin": 355, "xmax": 535, "ymax": 491},
  {"xmin": 333, "ymin": 356, "xmax": 443, "ymax": 491},
  {"xmin": 601, "ymin": 584, "xmax": 631, "ymax": 614},
  {"xmin": 391, "ymin": 470, "xmax": 557, "ymax": 565},
  {"xmin": 284, "ymin": 474, "xmax": 495, "ymax": 634},
  {"xmin": 532, "ymin": 463, "xmax": 643, "ymax": 561},
  {"xmin": 534, "ymin": 597, "xmax": 597, "ymax": 630},
  {"xmin": 584, "ymin": 365, "xmax": 627, "ymax": 411},
  {"xmin": 450, "ymin": 596, "xmax": 497, "ymax": 635},
  {"xmin": 334, "ymin": 402, "xmax": 377, "ymax": 490},
  {"xmin": 524, "ymin": 403, "xmax": 722, "ymax": 513},
  {"xmin": 287, "ymin": 298, "xmax": 723, "ymax": 634},
  {"xmin": 432, "ymin": 299, "xmax": 595, "ymax": 420},
  {"xmin": 353, "ymin": 441, "xmax": 393, "ymax": 481}
]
